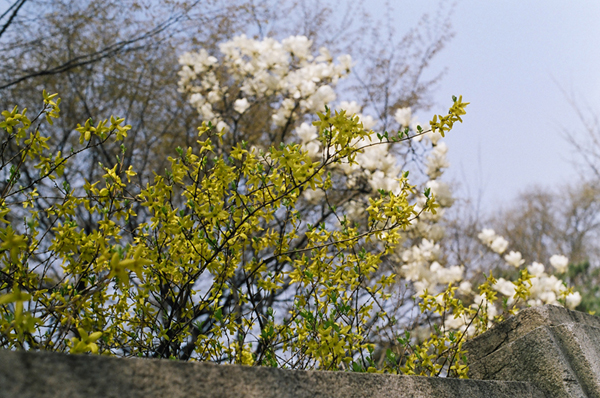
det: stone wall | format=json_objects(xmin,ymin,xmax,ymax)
[
  {"xmin": 465, "ymin": 304, "xmax": 600, "ymax": 397},
  {"xmin": 1, "ymin": 305, "xmax": 599, "ymax": 398}
]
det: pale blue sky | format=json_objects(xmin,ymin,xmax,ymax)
[{"xmin": 369, "ymin": 1, "xmax": 600, "ymax": 212}]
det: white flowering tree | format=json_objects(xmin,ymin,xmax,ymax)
[
  {"xmin": 479, "ymin": 230, "xmax": 580, "ymax": 307},
  {"xmin": 178, "ymin": 33, "xmax": 582, "ymax": 350}
]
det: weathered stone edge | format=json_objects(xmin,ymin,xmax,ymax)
[
  {"xmin": 0, "ymin": 348, "xmax": 545, "ymax": 398},
  {"xmin": 465, "ymin": 305, "xmax": 600, "ymax": 364}
]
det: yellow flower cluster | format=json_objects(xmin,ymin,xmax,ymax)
[{"xmin": 0, "ymin": 91, "xmax": 478, "ymax": 377}]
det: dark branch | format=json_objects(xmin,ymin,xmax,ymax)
[
  {"xmin": 0, "ymin": 0, "xmax": 27, "ymax": 40},
  {"xmin": 0, "ymin": 0, "xmax": 200, "ymax": 90}
]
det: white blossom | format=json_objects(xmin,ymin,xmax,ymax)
[
  {"xmin": 530, "ymin": 274, "xmax": 563, "ymax": 296},
  {"xmin": 426, "ymin": 180, "xmax": 454, "ymax": 208},
  {"xmin": 420, "ymin": 239, "xmax": 440, "ymax": 261},
  {"xmin": 272, "ymin": 108, "xmax": 291, "ymax": 127},
  {"xmin": 216, "ymin": 120, "xmax": 230, "ymax": 134},
  {"xmin": 528, "ymin": 262, "xmax": 545, "ymax": 277},
  {"xmin": 295, "ymin": 122, "xmax": 318, "ymax": 144},
  {"xmin": 355, "ymin": 136, "xmax": 390, "ymax": 171},
  {"xmin": 487, "ymin": 305, "xmax": 498, "ymax": 321},
  {"xmin": 426, "ymin": 224, "xmax": 446, "ymax": 242},
  {"xmin": 303, "ymin": 85, "xmax": 336, "ymax": 112},
  {"xmin": 281, "ymin": 98, "xmax": 296, "ymax": 111},
  {"xmin": 302, "ymin": 141, "xmax": 321, "ymax": 159},
  {"xmin": 337, "ymin": 54, "xmax": 353, "ymax": 72},
  {"xmin": 504, "ymin": 251, "xmax": 525, "ymax": 268},
  {"xmin": 339, "ymin": 101, "xmax": 361, "ymax": 116},
  {"xmin": 401, "ymin": 239, "xmax": 440, "ymax": 265},
  {"xmin": 478, "ymin": 229, "xmax": 496, "ymax": 246},
  {"xmin": 425, "ymin": 142, "xmax": 450, "ymax": 179},
  {"xmin": 401, "ymin": 261, "xmax": 428, "ymax": 283},
  {"xmin": 527, "ymin": 298, "xmax": 543, "ymax": 307},
  {"xmin": 184, "ymin": 34, "xmax": 351, "ymax": 131},
  {"xmin": 444, "ymin": 315, "xmax": 466, "ymax": 331},
  {"xmin": 199, "ymin": 103, "xmax": 216, "ymax": 120},
  {"xmin": 459, "ymin": 281, "xmax": 472, "ymax": 295},
  {"xmin": 207, "ymin": 90, "xmax": 221, "ymax": 104},
  {"xmin": 359, "ymin": 114, "xmax": 377, "ymax": 130},
  {"xmin": 413, "ymin": 281, "xmax": 427, "ymax": 297},
  {"xmin": 494, "ymin": 278, "xmax": 516, "ymax": 297},
  {"xmin": 430, "ymin": 262, "xmax": 464, "ymax": 284},
  {"xmin": 424, "ymin": 130, "xmax": 443, "ymax": 145},
  {"xmin": 189, "ymin": 93, "xmax": 205, "ymax": 109},
  {"xmin": 234, "ymin": 98, "xmax": 250, "ymax": 114},
  {"xmin": 549, "ymin": 254, "xmax": 569, "ymax": 274},
  {"xmin": 538, "ymin": 291, "xmax": 556, "ymax": 305},
  {"xmin": 315, "ymin": 47, "xmax": 332, "ymax": 62},
  {"xmin": 367, "ymin": 170, "xmax": 399, "ymax": 194},
  {"xmin": 282, "ymin": 35, "xmax": 312, "ymax": 60},
  {"xmin": 565, "ymin": 292, "xmax": 582, "ymax": 310},
  {"xmin": 394, "ymin": 107, "xmax": 412, "ymax": 127},
  {"xmin": 178, "ymin": 49, "xmax": 217, "ymax": 78},
  {"xmin": 490, "ymin": 236, "xmax": 509, "ymax": 254}
]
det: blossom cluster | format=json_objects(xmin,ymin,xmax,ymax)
[
  {"xmin": 178, "ymin": 34, "xmax": 351, "ymax": 136},
  {"xmin": 478, "ymin": 229, "xmax": 581, "ymax": 310},
  {"xmin": 400, "ymin": 238, "xmax": 465, "ymax": 296}
]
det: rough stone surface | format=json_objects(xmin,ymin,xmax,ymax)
[
  {"xmin": 0, "ymin": 348, "xmax": 544, "ymax": 398},
  {"xmin": 466, "ymin": 305, "xmax": 600, "ymax": 397},
  {"xmin": 465, "ymin": 305, "xmax": 600, "ymax": 363}
]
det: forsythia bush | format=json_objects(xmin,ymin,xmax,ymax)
[{"xmin": 0, "ymin": 88, "xmax": 482, "ymax": 376}]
